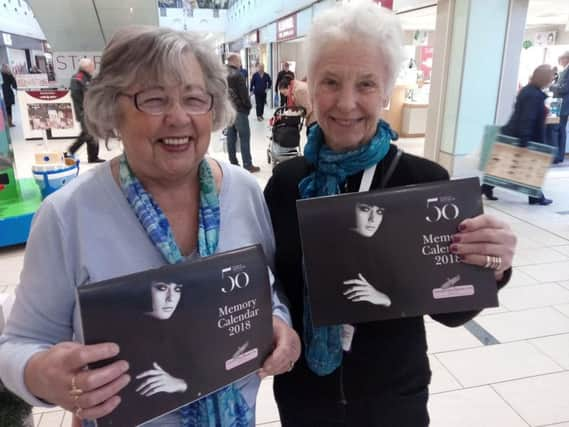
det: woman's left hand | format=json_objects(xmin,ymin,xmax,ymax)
[
  {"xmin": 259, "ymin": 316, "xmax": 301, "ymax": 379},
  {"xmin": 135, "ymin": 362, "xmax": 188, "ymax": 396},
  {"xmin": 451, "ymin": 214, "xmax": 517, "ymax": 281}
]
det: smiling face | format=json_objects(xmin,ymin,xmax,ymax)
[
  {"xmin": 354, "ymin": 202, "xmax": 384, "ymax": 237},
  {"xmin": 310, "ymin": 40, "xmax": 388, "ymax": 152},
  {"xmin": 147, "ymin": 281, "xmax": 183, "ymax": 320},
  {"xmin": 116, "ymin": 52, "xmax": 212, "ymax": 184}
]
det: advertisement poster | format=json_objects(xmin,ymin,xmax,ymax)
[
  {"xmin": 15, "ymin": 73, "xmax": 50, "ymax": 89},
  {"xmin": 16, "ymin": 90, "xmax": 80, "ymax": 139},
  {"xmin": 297, "ymin": 178, "xmax": 497, "ymax": 327},
  {"xmin": 77, "ymin": 245, "xmax": 273, "ymax": 427}
]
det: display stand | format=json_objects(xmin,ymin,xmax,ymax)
[
  {"xmin": 0, "ymin": 100, "xmax": 42, "ymax": 247},
  {"xmin": 16, "ymin": 89, "xmax": 81, "ymax": 140}
]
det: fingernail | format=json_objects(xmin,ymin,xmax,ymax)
[
  {"xmin": 458, "ymin": 223, "xmax": 466, "ymax": 232},
  {"xmin": 450, "ymin": 244, "xmax": 459, "ymax": 253},
  {"xmin": 109, "ymin": 343, "xmax": 120, "ymax": 355},
  {"xmin": 452, "ymin": 234, "xmax": 461, "ymax": 243}
]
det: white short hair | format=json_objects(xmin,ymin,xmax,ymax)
[
  {"xmin": 78, "ymin": 58, "xmax": 93, "ymax": 71},
  {"xmin": 306, "ymin": 1, "xmax": 403, "ymax": 95}
]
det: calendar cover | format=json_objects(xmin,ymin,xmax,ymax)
[
  {"xmin": 479, "ymin": 125, "xmax": 556, "ymax": 197},
  {"xmin": 297, "ymin": 177, "xmax": 498, "ymax": 327},
  {"xmin": 76, "ymin": 245, "xmax": 273, "ymax": 427}
]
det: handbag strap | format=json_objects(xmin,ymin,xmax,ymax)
[
  {"xmin": 358, "ymin": 148, "xmax": 403, "ymax": 192},
  {"xmin": 379, "ymin": 148, "xmax": 402, "ymax": 189}
]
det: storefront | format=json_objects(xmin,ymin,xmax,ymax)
[
  {"xmin": 0, "ymin": 32, "xmax": 46, "ymax": 75},
  {"xmin": 384, "ymin": 30, "xmax": 434, "ymax": 138}
]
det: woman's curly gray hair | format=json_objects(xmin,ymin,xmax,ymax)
[
  {"xmin": 306, "ymin": 1, "xmax": 403, "ymax": 96},
  {"xmin": 84, "ymin": 26, "xmax": 234, "ymax": 139}
]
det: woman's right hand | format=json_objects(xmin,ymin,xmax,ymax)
[
  {"xmin": 24, "ymin": 341, "xmax": 130, "ymax": 421},
  {"xmin": 343, "ymin": 273, "xmax": 392, "ymax": 306}
]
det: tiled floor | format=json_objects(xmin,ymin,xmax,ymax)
[{"xmin": 2, "ymin": 108, "xmax": 569, "ymax": 426}]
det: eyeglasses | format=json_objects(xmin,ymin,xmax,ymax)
[{"xmin": 120, "ymin": 88, "xmax": 214, "ymax": 116}]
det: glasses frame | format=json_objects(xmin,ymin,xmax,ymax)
[{"xmin": 119, "ymin": 89, "xmax": 214, "ymax": 116}]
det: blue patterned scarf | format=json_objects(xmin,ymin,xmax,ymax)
[
  {"xmin": 299, "ymin": 120, "xmax": 397, "ymax": 376},
  {"xmin": 118, "ymin": 154, "xmax": 252, "ymax": 427}
]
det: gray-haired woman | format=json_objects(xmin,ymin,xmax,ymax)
[
  {"xmin": 0, "ymin": 26, "xmax": 300, "ymax": 426},
  {"xmin": 264, "ymin": 2, "xmax": 516, "ymax": 426}
]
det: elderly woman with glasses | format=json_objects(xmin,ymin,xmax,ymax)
[
  {"xmin": 0, "ymin": 26, "xmax": 300, "ymax": 426},
  {"xmin": 264, "ymin": 3, "xmax": 516, "ymax": 426}
]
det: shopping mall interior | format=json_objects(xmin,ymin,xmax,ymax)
[{"xmin": 0, "ymin": 0, "xmax": 569, "ymax": 426}]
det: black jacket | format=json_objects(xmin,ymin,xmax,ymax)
[
  {"xmin": 70, "ymin": 70, "xmax": 92, "ymax": 122},
  {"xmin": 227, "ymin": 64, "xmax": 251, "ymax": 114},
  {"xmin": 1, "ymin": 72, "xmax": 17, "ymax": 106},
  {"xmin": 264, "ymin": 147, "xmax": 511, "ymax": 424},
  {"xmin": 501, "ymin": 83, "xmax": 547, "ymax": 145}
]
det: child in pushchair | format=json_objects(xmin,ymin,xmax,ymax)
[{"xmin": 267, "ymin": 106, "xmax": 306, "ymax": 167}]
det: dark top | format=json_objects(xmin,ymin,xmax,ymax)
[
  {"xmin": 1, "ymin": 72, "xmax": 17, "ymax": 106},
  {"xmin": 250, "ymin": 72, "xmax": 272, "ymax": 95},
  {"xmin": 69, "ymin": 70, "xmax": 92, "ymax": 122},
  {"xmin": 552, "ymin": 66, "xmax": 569, "ymax": 116},
  {"xmin": 227, "ymin": 64, "xmax": 251, "ymax": 114},
  {"xmin": 264, "ymin": 146, "xmax": 512, "ymax": 416},
  {"xmin": 501, "ymin": 83, "xmax": 547, "ymax": 145},
  {"xmin": 275, "ymin": 69, "xmax": 295, "ymax": 92}
]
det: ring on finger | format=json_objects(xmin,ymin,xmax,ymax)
[
  {"xmin": 287, "ymin": 361, "xmax": 295, "ymax": 372},
  {"xmin": 491, "ymin": 255, "xmax": 502, "ymax": 270},
  {"xmin": 484, "ymin": 255, "xmax": 492, "ymax": 269},
  {"xmin": 75, "ymin": 407, "xmax": 83, "ymax": 419},
  {"xmin": 69, "ymin": 374, "xmax": 83, "ymax": 397}
]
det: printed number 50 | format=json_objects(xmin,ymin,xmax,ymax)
[
  {"xmin": 221, "ymin": 268, "xmax": 250, "ymax": 293},
  {"xmin": 426, "ymin": 198, "xmax": 459, "ymax": 223}
]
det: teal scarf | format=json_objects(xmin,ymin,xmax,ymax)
[
  {"xmin": 299, "ymin": 120, "xmax": 397, "ymax": 375},
  {"xmin": 118, "ymin": 154, "xmax": 252, "ymax": 426}
]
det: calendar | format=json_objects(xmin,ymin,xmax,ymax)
[{"xmin": 479, "ymin": 126, "xmax": 556, "ymax": 197}]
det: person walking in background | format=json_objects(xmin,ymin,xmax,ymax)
[
  {"xmin": 551, "ymin": 51, "xmax": 569, "ymax": 164},
  {"xmin": 1, "ymin": 65, "xmax": 17, "ymax": 127},
  {"xmin": 250, "ymin": 63, "xmax": 272, "ymax": 121},
  {"xmin": 67, "ymin": 58, "xmax": 104, "ymax": 163},
  {"xmin": 275, "ymin": 62, "xmax": 295, "ymax": 107},
  {"xmin": 482, "ymin": 64, "xmax": 555, "ymax": 205},
  {"xmin": 226, "ymin": 52, "xmax": 260, "ymax": 173}
]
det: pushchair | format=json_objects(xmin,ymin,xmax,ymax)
[{"xmin": 267, "ymin": 106, "xmax": 305, "ymax": 167}]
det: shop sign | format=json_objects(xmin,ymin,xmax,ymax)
[
  {"xmin": 53, "ymin": 51, "xmax": 102, "ymax": 86},
  {"xmin": 374, "ymin": 0, "xmax": 393, "ymax": 9},
  {"xmin": 247, "ymin": 30, "xmax": 259, "ymax": 45},
  {"xmin": 2, "ymin": 33, "xmax": 12, "ymax": 46},
  {"xmin": 277, "ymin": 15, "xmax": 297, "ymax": 42}
]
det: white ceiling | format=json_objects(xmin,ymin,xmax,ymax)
[
  {"xmin": 27, "ymin": 0, "xmax": 159, "ymax": 51},
  {"xmin": 396, "ymin": 0, "xmax": 569, "ymax": 32}
]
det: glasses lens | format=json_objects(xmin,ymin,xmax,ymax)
[
  {"xmin": 136, "ymin": 89, "xmax": 169, "ymax": 114},
  {"xmin": 181, "ymin": 92, "xmax": 213, "ymax": 114},
  {"xmin": 135, "ymin": 89, "xmax": 213, "ymax": 115}
]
